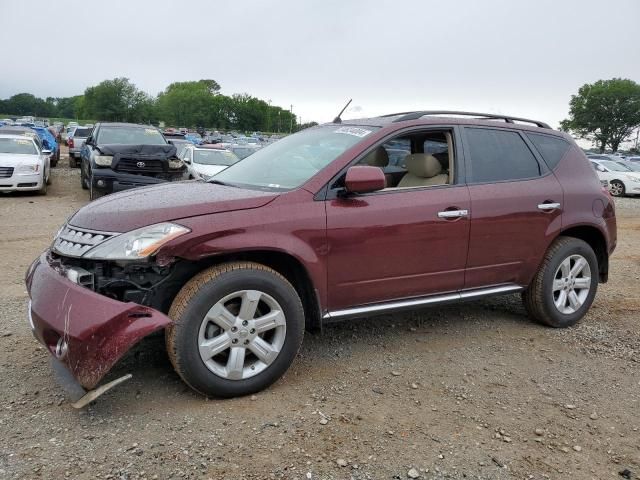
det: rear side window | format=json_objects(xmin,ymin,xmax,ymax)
[
  {"xmin": 526, "ymin": 133, "xmax": 570, "ymax": 170},
  {"xmin": 465, "ymin": 128, "xmax": 541, "ymax": 183}
]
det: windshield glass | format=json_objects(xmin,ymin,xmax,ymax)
[
  {"xmin": 97, "ymin": 126, "xmax": 166, "ymax": 145},
  {"xmin": 214, "ymin": 125, "xmax": 378, "ymax": 190},
  {"xmin": 617, "ymin": 162, "xmax": 640, "ymax": 172},
  {"xmin": 193, "ymin": 149, "xmax": 239, "ymax": 166},
  {"xmin": 0, "ymin": 137, "xmax": 38, "ymax": 155},
  {"xmin": 601, "ymin": 160, "xmax": 631, "ymax": 172}
]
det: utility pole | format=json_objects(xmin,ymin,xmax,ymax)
[
  {"xmin": 289, "ymin": 104, "xmax": 293, "ymax": 133},
  {"xmin": 267, "ymin": 99, "xmax": 271, "ymax": 133}
]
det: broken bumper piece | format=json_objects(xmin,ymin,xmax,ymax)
[{"xmin": 26, "ymin": 252, "xmax": 172, "ymax": 399}]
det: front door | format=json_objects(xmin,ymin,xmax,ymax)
[{"xmin": 326, "ymin": 185, "xmax": 471, "ymax": 311}]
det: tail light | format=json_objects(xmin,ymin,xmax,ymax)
[{"xmin": 68, "ymin": 138, "xmax": 74, "ymax": 148}]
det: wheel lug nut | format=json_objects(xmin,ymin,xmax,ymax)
[
  {"xmin": 242, "ymin": 320, "xmax": 248, "ymax": 326},
  {"xmin": 250, "ymin": 328, "xmax": 255, "ymax": 334},
  {"xmin": 231, "ymin": 327, "xmax": 237, "ymax": 332},
  {"xmin": 243, "ymin": 339, "xmax": 249, "ymax": 345},
  {"xmin": 232, "ymin": 338, "xmax": 238, "ymax": 344}
]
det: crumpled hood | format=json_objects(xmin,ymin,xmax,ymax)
[
  {"xmin": 69, "ymin": 181, "xmax": 278, "ymax": 232},
  {"xmin": 97, "ymin": 143, "xmax": 177, "ymax": 158}
]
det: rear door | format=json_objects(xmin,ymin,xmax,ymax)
[{"xmin": 461, "ymin": 127, "xmax": 563, "ymax": 289}]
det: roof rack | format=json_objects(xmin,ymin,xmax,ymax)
[{"xmin": 383, "ymin": 110, "xmax": 551, "ymax": 129}]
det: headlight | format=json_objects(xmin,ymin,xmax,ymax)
[
  {"xmin": 168, "ymin": 158, "xmax": 184, "ymax": 169},
  {"xmin": 94, "ymin": 155, "xmax": 113, "ymax": 167},
  {"xmin": 84, "ymin": 222, "xmax": 190, "ymax": 260},
  {"xmin": 17, "ymin": 164, "xmax": 40, "ymax": 173}
]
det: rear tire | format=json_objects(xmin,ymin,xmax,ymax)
[
  {"xmin": 37, "ymin": 178, "xmax": 47, "ymax": 195},
  {"xmin": 522, "ymin": 237, "xmax": 598, "ymax": 328},
  {"xmin": 166, "ymin": 262, "xmax": 305, "ymax": 398}
]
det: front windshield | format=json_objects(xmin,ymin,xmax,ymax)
[
  {"xmin": 97, "ymin": 126, "xmax": 166, "ymax": 145},
  {"xmin": 0, "ymin": 137, "xmax": 38, "ymax": 155},
  {"xmin": 601, "ymin": 160, "xmax": 631, "ymax": 172},
  {"xmin": 194, "ymin": 149, "xmax": 239, "ymax": 166},
  {"xmin": 214, "ymin": 125, "xmax": 378, "ymax": 190}
]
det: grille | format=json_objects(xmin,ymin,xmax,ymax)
[
  {"xmin": 52, "ymin": 225, "xmax": 118, "ymax": 258},
  {"xmin": 0, "ymin": 167, "xmax": 14, "ymax": 178},
  {"xmin": 115, "ymin": 158, "xmax": 165, "ymax": 173}
]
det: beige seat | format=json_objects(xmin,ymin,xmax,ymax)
[
  {"xmin": 363, "ymin": 146, "xmax": 389, "ymax": 168},
  {"xmin": 397, "ymin": 154, "xmax": 448, "ymax": 188},
  {"xmin": 362, "ymin": 146, "xmax": 393, "ymax": 187}
]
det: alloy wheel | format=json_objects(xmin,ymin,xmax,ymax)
[
  {"xmin": 609, "ymin": 181, "xmax": 624, "ymax": 197},
  {"xmin": 198, "ymin": 290, "xmax": 287, "ymax": 380},
  {"xmin": 552, "ymin": 254, "xmax": 592, "ymax": 314}
]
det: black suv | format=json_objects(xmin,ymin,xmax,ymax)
[{"xmin": 80, "ymin": 123, "xmax": 186, "ymax": 200}]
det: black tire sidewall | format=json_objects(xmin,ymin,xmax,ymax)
[
  {"xmin": 171, "ymin": 268, "xmax": 304, "ymax": 398},
  {"xmin": 540, "ymin": 239, "xmax": 598, "ymax": 327}
]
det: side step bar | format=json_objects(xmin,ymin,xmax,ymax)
[{"xmin": 323, "ymin": 284, "xmax": 523, "ymax": 320}]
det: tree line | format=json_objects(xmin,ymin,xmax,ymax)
[{"xmin": 0, "ymin": 78, "xmax": 316, "ymax": 133}]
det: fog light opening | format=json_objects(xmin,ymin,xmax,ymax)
[
  {"xmin": 55, "ymin": 337, "xmax": 68, "ymax": 360},
  {"xmin": 96, "ymin": 179, "xmax": 106, "ymax": 188}
]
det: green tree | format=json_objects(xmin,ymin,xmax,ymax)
[
  {"xmin": 3, "ymin": 93, "xmax": 53, "ymax": 116},
  {"xmin": 81, "ymin": 78, "xmax": 155, "ymax": 123},
  {"xmin": 561, "ymin": 78, "xmax": 640, "ymax": 153}
]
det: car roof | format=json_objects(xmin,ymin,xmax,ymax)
[
  {"xmin": 98, "ymin": 122, "xmax": 160, "ymax": 129},
  {"xmin": 332, "ymin": 110, "xmax": 569, "ymax": 139}
]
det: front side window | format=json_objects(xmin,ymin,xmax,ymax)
[
  {"xmin": 0, "ymin": 137, "xmax": 38, "ymax": 155},
  {"xmin": 215, "ymin": 125, "xmax": 378, "ymax": 190},
  {"xmin": 465, "ymin": 128, "xmax": 541, "ymax": 183},
  {"xmin": 97, "ymin": 126, "xmax": 167, "ymax": 145},
  {"xmin": 354, "ymin": 130, "xmax": 453, "ymax": 189}
]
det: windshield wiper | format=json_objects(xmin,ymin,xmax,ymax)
[{"xmin": 208, "ymin": 179, "xmax": 235, "ymax": 187}]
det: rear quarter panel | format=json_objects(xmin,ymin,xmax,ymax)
[{"xmin": 554, "ymin": 146, "xmax": 616, "ymax": 252}]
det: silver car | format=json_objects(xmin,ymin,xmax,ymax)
[{"xmin": 0, "ymin": 134, "xmax": 51, "ymax": 194}]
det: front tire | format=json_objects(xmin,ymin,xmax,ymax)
[
  {"xmin": 522, "ymin": 237, "xmax": 598, "ymax": 328},
  {"xmin": 609, "ymin": 180, "xmax": 625, "ymax": 197},
  {"xmin": 166, "ymin": 262, "xmax": 305, "ymax": 398},
  {"xmin": 80, "ymin": 161, "xmax": 88, "ymax": 190}
]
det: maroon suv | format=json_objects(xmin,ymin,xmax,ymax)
[{"xmin": 26, "ymin": 111, "xmax": 616, "ymax": 403}]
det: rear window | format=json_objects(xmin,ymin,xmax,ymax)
[
  {"xmin": 465, "ymin": 128, "xmax": 541, "ymax": 183},
  {"xmin": 74, "ymin": 128, "xmax": 92, "ymax": 137},
  {"xmin": 526, "ymin": 133, "xmax": 570, "ymax": 170}
]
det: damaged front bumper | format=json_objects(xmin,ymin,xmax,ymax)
[{"xmin": 25, "ymin": 252, "xmax": 173, "ymax": 400}]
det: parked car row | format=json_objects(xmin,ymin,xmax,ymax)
[{"xmin": 588, "ymin": 154, "xmax": 640, "ymax": 197}]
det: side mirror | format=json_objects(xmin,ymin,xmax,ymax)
[
  {"xmin": 42, "ymin": 149, "xmax": 52, "ymax": 156},
  {"xmin": 184, "ymin": 158, "xmax": 191, "ymax": 164},
  {"xmin": 344, "ymin": 166, "xmax": 386, "ymax": 194},
  {"xmin": 597, "ymin": 165, "xmax": 606, "ymax": 172}
]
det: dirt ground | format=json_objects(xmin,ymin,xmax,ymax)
[{"xmin": 1, "ymin": 149, "xmax": 639, "ymax": 480}]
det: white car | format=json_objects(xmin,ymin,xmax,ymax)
[
  {"xmin": 181, "ymin": 145, "xmax": 240, "ymax": 180},
  {"xmin": 0, "ymin": 134, "xmax": 51, "ymax": 195},
  {"xmin": 590, "ymin": 159, "xmax": 640, "ymax": 197}
]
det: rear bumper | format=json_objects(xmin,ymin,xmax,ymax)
[
  {"xmin": 25, "ymin": 252, "xmax": 172, "ymax": 389},
  {"xmin": 92, "ymin": 168, "xmax": 186, "ymax": 194},
  {"xmin": 0, "ymin": 172, "xmax": 44, "ymax": 191}
]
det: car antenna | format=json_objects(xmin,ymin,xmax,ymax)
[{"xmin": 333, "ymin": 99, "xmax": 352, "ymax": 124}]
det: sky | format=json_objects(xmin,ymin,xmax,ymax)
[{"xmin": 1, "ymin": 0, "xmax": 639, "ymax": 129}]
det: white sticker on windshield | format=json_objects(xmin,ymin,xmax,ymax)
[{"xmin": 334, "ymin": 126, "xmax": 372, "ymax": 138}]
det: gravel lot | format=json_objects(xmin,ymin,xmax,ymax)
[{"xmin": 1, "ymin": 153, "xmax": 639, "ymax": 479}]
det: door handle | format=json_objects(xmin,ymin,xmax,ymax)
[
  {"xmin": 537, "ymin": 202, "xmax": 561, "ymax": 211},
  {"xmin": 437, "ymin": 209, "xmax": 469, "ymax": 219}
]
